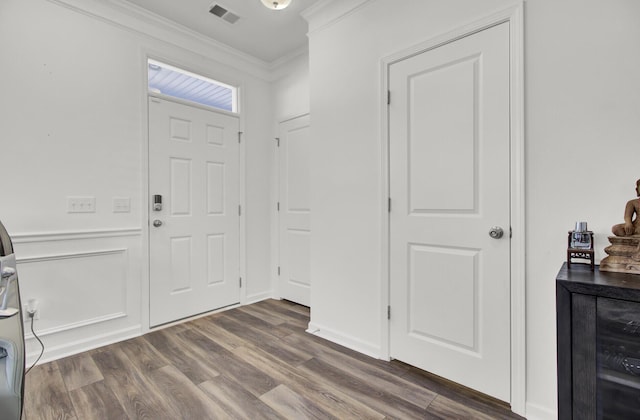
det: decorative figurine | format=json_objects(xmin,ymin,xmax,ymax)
[{"xmin": 600, "ymin": 179, "xmax": 640, "ymax": 274}]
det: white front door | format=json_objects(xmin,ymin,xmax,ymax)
[
  {"xmin": 389, "ymin": 22, "xmax": 511, "ymax": 401},
  {"xmin": 149, "ymin": 97, "xmax": 240, "ymax": 327},
  {"xmin": 278, "ymin": 115, "xmax": 311, "ymax": 306}
]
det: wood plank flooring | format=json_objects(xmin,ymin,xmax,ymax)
[{"xmin": 22, "ymin": 299, "xmax": 523, "ymax": 419}]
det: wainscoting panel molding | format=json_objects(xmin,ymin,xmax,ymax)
[
  {"xmin": 12, "ymin": 227, "xmax": 141, "ymax": 243},
  {"xmin": 18, "ymin": 248, "xmax": 129, "ymax": 332},
  {"xmin": 13, "ymin": 230, "xmax": 144, "ymax": 366}
]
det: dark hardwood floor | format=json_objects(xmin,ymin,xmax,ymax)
[{"xmin": 22, "ymin": 299, "xmax": 523, "ymax": 419}]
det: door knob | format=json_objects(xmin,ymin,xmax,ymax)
[
  {"xmin": 489, "ymin": 226, "xmax": 504, "ymax": 239},
  {"xmin": 152, "ymin": 220, "xmax": 163, "ymax": 227}
]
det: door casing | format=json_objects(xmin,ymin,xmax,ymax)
[
  {"xmin": 141, "ymin": 52, "xmax": 247, "ymax": 333},
  {"xmin": 380, "ymin": 2, "xmax": 525, "ymax": 415},
  {"xmin": 277, "ymin": 114, "xmax": 312, "ymax": 306}
]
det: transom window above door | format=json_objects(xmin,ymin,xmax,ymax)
[{"xmin": 147, "ymin": 59, "xmax": 237, "ymax": 113}]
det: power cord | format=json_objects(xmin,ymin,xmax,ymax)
[{"xmin": 24, "ymin": 310, "xmax": 44, "ymax": 375}]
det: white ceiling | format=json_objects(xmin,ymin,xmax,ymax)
[{"xmin": 122, "ymin": 0, "xmax": 320, "ymax": 63}]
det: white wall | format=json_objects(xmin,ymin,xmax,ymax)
[
  {"xmin": 243, "ymin": 79, "xmax": 274, "ymax": 303},
  {"xmin": 524, "ymin": 0, "xmax": 640, "ymax": 417},
  {"xmin": 273, "ymin": 53, "xmax": 311, "ymax": 122},
  {"xmin": 0, "ymin": 0, "xmax": 274, "ymax": 361},
  {"xmin": 305, "ymin": 0, "xmax": 640, "ymax": 418}
]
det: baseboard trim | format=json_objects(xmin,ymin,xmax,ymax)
[
  {"xmin": 306, "ymin": 322, "xmax": 381, "ymax": 359},
  {"xmin": 26, "ymin": 324, "xmax": 142, "ymax": 366},
  {"xmin": 245, "ymin": 291, "xmax": 273, "ymax": 305},
  {"xmin": 525, "ymin": 401, "xmax": 556, "ymax": 420},
  {"xmin": 25, "ymin": 312, "xmax": 128, "ymax": 339}
]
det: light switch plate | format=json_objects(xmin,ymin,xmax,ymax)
[
  {"xmin": 113, "ymin": 197, "xmax": 131, "ymax": 213},
  {"xmin": 67, "ymin": 196, "xmax": 95, "ymax": 213}
]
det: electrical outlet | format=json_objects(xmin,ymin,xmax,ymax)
[
  {"xmin": 67, "ymin": 196, "xmax": 96, "ymax": 213},
  {"xmin": 113, "ymin": 197, "xmax": 131, "ymax": 213},
  {"xmin": 23, "ymin": 305, "xmax": 39, "ymax": 321}
]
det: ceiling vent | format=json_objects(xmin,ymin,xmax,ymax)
[{"xmin": 209, "ymin": 4, "xmax": 240, "ymax": 24}]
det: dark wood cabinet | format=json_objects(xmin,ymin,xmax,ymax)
[{"xmin": 557, "ymin": 263, "xmax": 640, "ymax": 419}]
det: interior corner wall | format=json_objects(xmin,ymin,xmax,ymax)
[
  {"xmin": 306, "ymin": 0, "xmax": 640, "ymax": 418},
  {"xmin": 0, "ymin": 0, "xmax": 273, "ymax": 361},
  {"xmin": 243, "ymin": 80, "xmax": 274, "ymax": 303}
]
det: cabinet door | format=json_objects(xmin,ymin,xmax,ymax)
[
  {"xmin": 597, "ymin": 297, "xmax": 640, "ymax": 419},
  {"xmin": 572, "ymin": 294, "xmax": 597, "ymax": 420}
]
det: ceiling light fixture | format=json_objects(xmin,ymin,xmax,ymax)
[{"xmin": 261, "ymin": 0, "xmax": 291, "ymax": 10}]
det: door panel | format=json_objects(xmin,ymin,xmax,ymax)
[
  {"xmin": 170, "ymin": 158, "xmax": 192, "ymax": 215},
  {"xmin": 207, "ymin": 163, "xmax": 225, "ymax": 214},
  {"xmin": 278, "ymin": 115, "xmax": 311, "ymax": 307},
  {"xmin": 408, "ymin": 244, "xmax": 479, "ymax": 350},
  {"xmin": 149, "ymin": 97, "xmax": 240, "ymax": 327},
  {"xmin": 286, "ymin": 132, "xmax": 311, "ymax": 212},
  {"xmin": 408, "ymin": 55, "xmax": 478, "ymax": 212},
  {"xmin": 207, "ymin": 234, "xmax": 225, "ymax": 285},
  {"xmin": 287, "ymin": 229, "xmax": 311, "ymax": 287},
  {"xmin": 389, "ymin": 23, "xmax": 511, "ymax": 401},
  {"xmin": 170, "ymin": 236, "xmax": 192, "ymax": 293}
]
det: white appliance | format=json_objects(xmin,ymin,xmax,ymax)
[{"xmin": 0, "ymin": 220, "xmax": 24, "ymax": 420}]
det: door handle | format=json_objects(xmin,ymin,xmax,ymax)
[
  {"xmin": 489, "ymin": 226, "xmax": 504, "ymax": 239},
  {"xmin": 153, "ymin": 220, "xmax": 163, "ymax": 227}
]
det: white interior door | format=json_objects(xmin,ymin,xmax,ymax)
[
  {"xmin": 278, "ymin": 115, "xmax": 311, "ymax": 306},
  {"xmin": 149, "ymin": 97, "xmax": 240, "ymax": 327},
  {"xmin": 389, "ymin": 22, "xmax": 511, "ymax": 401}
]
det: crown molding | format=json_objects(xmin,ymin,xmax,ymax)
[
  {"xmin": 268, "ymin": 45, "xmax": 309, "ymax": 80},
  {"xmin": 107, "ymin": 0, "xmax": 269, "ymax": 66},
  {"xmin": 268, "ymin": 44, "xmax": 308, "ymax": 70},
  {"xmin": 301, "ymin": 0, "xmax": 374, "ymax": 35},
  {"xmin": 46, "ymin": 0, "xmax": 273, "ymax": 81}
]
